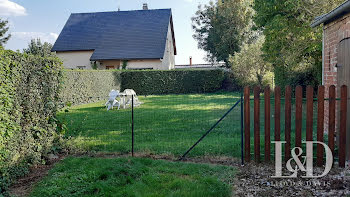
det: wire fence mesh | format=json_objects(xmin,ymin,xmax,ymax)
[{"xmin": 60, "ymin": 92, "xmax": 242, "ymax": 159}]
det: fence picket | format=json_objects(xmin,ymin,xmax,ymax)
[
  {"xmin": 285, "ymin": 86, "xmax": 292, "ymax": 161},
  {"xmin": 295, "ymin": 86, "xmax": 302, "ymax": 150},
  {"xmin": 339, "ymin": 85, "xmax": 347, "ymax": 167},
  {"xmin": 254, "ymin": 87, "xmax": 260, "ymax": 163},
  {"xmin": 244, "ymin": 87, "xmax": 250, "ymax": 162},
  {"xmin": 306, "ymin": 86, "xmax": 314, "ymax": 142},
  {"xmin": 243, "ymin": 85, "xmax": 348, "ymax": 167},
  {"xmin": 264, "ymin": 87, "xmax": 271, "ymax": 162},
  {"xmin": 317, "ymin": 86, "xmax": 325, "ymax": 167},
  {"xmin": 328, "ymin": 85, "xmax": 336, "ymax": 156},
  {"xmin": 275, "ymin": 87, "xmax": 281, "ymax": 142}
]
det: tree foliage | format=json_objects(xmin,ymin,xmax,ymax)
[
  {"xmin": 229, "ymin": 35, "xmax": 273, "ymax": 87},
  {"xmin": 254, "ymin": 0, "xmax": 344, "ymax": 87},
  {"xmin": 0, "ymin": 18, "xmax": 11, "ymax": 47},
  {"xmin": 192, "ymin": 0, "xmax": 254, "ymax": 64},
  {"xmin": 23, "ymin": 38, "xmax": 55, "ymax": 57}
]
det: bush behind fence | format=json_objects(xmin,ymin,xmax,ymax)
[
  {"xmin": 61, "ymin": 70, "xmax": 121, "ymax": 105},
  {"xmin": 61, "ymin": 69, "xmax": 236, "ymax": 105}
]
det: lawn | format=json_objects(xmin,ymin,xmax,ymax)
[
  {"xmin": 59, "ymin": 92, "xmax": 321, "ymax": 159},
  {"xmin": 30, "ymin": 157, "xmax": 235, "ymax": 197},
  {"xmin": 59, "ymin": 92, "xmax": 243, "ymax": 158},
  {"xmin": 28, "ymin": 92, "xmax": 323, "ymax": 196}
]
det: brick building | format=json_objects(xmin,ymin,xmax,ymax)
[{"xmin": 311, "ymin": 0, "xmax": 350, "ymax": 159}]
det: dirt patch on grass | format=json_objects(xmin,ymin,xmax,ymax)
[
  {"xmin": 80, "ymin": 152, "xmax": 242, "ymax": 167},
  {"xmin": 8, "ymin": 154, "xmax": 67, "ymax": 197}
]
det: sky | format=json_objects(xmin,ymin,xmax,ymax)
[{"xmin": 0, "ymin": 0, "xmax": 211, "ymax": 64}]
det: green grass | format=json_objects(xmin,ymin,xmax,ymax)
[
  {"xmin": 59, "ymin": 92, "xmax": 243, "ymax": 157},
  {"xmin": 60, "ymin": 92, "xmax": 323, "ymax": 159},
  {"xmin": 30, "ymin": 157, "xmax": 235, "ymax": 197},
  {"xmin": 30, "ymin": 92, "xmax": 324, "ymax": 196}
]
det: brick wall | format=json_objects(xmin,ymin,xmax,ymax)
[{"xmin": 323, "ymin": 13, "xmax": 350, "ymax": 132}]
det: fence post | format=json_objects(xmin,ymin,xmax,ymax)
[
  {"xmin": 317, "ymin": 86, "xmax": 325, "ymax": 167},
  {"xmin": 285, "ymin": 86, "xmax": 292, "ymax": 161},
  {"xmin": 241, "ymin": 92, "xmax": 244, "ymax": 165},
  {"xmin": 244, "ymin": 87, "xmax": 250, "ymax": 162},
  {"xmin": 132, "ymin": 95, "xmax": 134, "ymax": 157},
  {"xmin": 339, "ymin": 85, "xmax": 347, "ymax": 167},
  {"xmin": 274, "ymin": 87, "xmax": 281, "ymax": 142},
  {"xmin": 306, "ymin": 86, "xmax": 314, "ymax": 142},
  {"xmin": 295, "ymin": 86, "xmax": 303, "ymax": 152},
  {"xmin": 328, "ymin": 85, "xmax": 336, "ymax": 156},
  {"xmin": 264, "ymin": 87, "xmax": 271, "ymax": 162},
  {"xmin": 254, "ymin": 87, "xmax": 260, "ymax": 163}
]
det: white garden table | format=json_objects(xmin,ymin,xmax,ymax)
[{"xmin": 119, "ymin": 92, "xmax": 128, "ymax": 109}]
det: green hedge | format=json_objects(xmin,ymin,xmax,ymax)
[
  {"xmin": 0, "ymin": 49, "xmax": 63, "ymax": 194},
  {"xmin": 120, "ymin": 69, "xmax": 227, "ymax": 95},
  {"xmin": 60, "ymin": 70, "xmax": 121, "ymax": 105},
  {"xmin": 61, "ymin": 69, "xmax": 231, "ymax": 105}
]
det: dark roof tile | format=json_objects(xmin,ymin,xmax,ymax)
[{"xmin": 52, "ymin": 9, "xmax": 172, "ymax": 60}]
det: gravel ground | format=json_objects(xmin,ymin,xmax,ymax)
[{"xmin": 233, "ymin": 162, "xmax": 350, "ymax": 197}]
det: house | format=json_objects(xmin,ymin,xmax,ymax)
[
  {"xmin": 311, "ymin": 0, "xmax": 350, "ymax": 159},
  {"xmin": 175, "ymin": 56, "xmax": 225, "ymax": 70},
  {"xmin": 52, "ymin": 4, "xmax": 177, "ymax": 70}
]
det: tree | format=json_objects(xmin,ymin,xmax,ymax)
[
  {"xmin": 229, "ymin": 35, "xmax": 273, "ymax": 87},
  {"xmin": 192, "ymin": 0, "xmax": 254, "ymax": 64},
  {"xmin": 0, "ymin": 18, "xmax": 11, "ymax": 47},
  {"xmin": 253, "ymin": 0, "xmax": 344, "ymax": 88},
  {"xmin": 23, "ymin": 38, "xmax": 55, "ymax": 57}
]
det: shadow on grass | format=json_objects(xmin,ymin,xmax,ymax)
[{"xmin": 59, "ymin": 92, "xmax": 243, "ymax": 157}]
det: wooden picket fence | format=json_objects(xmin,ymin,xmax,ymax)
[{"xmin": 244, "ymin": 85, "xmax": 348, "ymax": 167}]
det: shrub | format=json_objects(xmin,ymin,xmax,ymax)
[
  {"xmin": 229, "ymin": 36, "xmax": 274, "ymax": 88},
  {"xmin": 60, "ymin": 70, "xmax": 121, "ymax": 105},
  {"xmin": 120, "ymin": 69, "xmax": 227, "ymax": 95},
  {"xmin": 274, "ymin": 64, "xmax": 320, "ymax": 95},
  {"xmin": 0, "ymin": 49, "xmax": 63, "ymax": 194},
  {"xmin": 60, "ymin": 69, "xmax": 235, "ymax": 105}
]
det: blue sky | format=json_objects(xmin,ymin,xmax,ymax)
[{"xmin": 0, "ymin": 0, "xmax": 211, "ymax": 64}]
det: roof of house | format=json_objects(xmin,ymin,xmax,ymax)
[
  {"xmin": 52, "ymin": 9, "xmax": 176, "ymax": 61},
  {"xmin": 311, "ymin": 0, "xmax": 350, "ymax": 27}
]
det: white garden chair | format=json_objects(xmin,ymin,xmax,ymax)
[{"xmin": 105, "ymin": 90, "xmax": 120, "ymax": 111}]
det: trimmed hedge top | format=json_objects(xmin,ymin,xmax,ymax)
[{"xmin": 120, "ymin": 69, "xmax": 227, "ymax": 95}]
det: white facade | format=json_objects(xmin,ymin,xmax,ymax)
[
  {"xmin": 57, "ymin": 22, "xmax": 175, "ymax": 70},
  {"xmin": 160, "ymin": 21, "xmax": 175, "ymax": 70},
  {"xmin": 57, "ymin": 51, "xmax": 94, "ymax": 69}
]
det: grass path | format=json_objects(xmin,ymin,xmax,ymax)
[{"xmin": 30, "ymin": 157, "xmax": 236, "ymax": 197}]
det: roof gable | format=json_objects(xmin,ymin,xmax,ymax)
[{"xmin": 52, "ymin": 9, "xmax": 175, "ymax": 60}]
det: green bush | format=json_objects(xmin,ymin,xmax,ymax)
[
  {"xmin": 0, "ymin": 49, "xmax": 63, "ymax": 194},
  {"xmin": 229, "ymin": 36, "xmax": 274, "ymax": 88},
  {"xmin": 61, "ymin": 69, "xmax": 230, "ymax": 104},
  {"xmin": 60, "ymin": 70, "xmax": 121, "ymax": 105},
  {"xmin": 274, "ymin": 65, "xmax": 320, "ymax": 95},
  {"xmin": 120, "ymin": 69, "xmax": 227, "ymax": 95}
]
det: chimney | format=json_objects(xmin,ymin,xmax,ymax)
[
  {"xmin": 143, "ymin": 3, "xmax": 148, "ymax": 10},
  {"xmin": 189, "ymin": 56, "xmax": 192, "ymax": 66}
]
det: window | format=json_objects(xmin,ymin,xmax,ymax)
[{"xmin": 77, "ymin": 66, "xmax": 86, "ymax": 70}]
